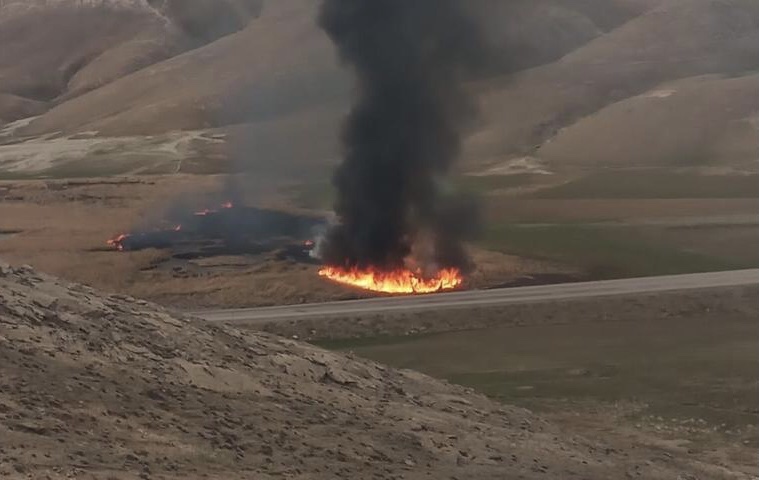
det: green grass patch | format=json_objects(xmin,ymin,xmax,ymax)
[
  {"xmin": 286, "ymin": 174, "xmax": 544, "ymax": 210},
  {"xmin": 314, "ymin": 332, "xmax": 438, "ymax": 351},
  {"xmin": 480, "ymin": 224, "xmax": 739, "ymax": 277},
  {"xmin": 534, "ymin": 171, "xmax": 759, "ymax": 199},
  {"xmin": 285, "ymin": 181, "xmax": 335, "ymax": 210},
  {"xmin": 325, "ymin": 314, "xmax": 759, "ymax": 433},
  {"xmin": 455, "ymin": 174, "xmax": 542, "ymax": 194},
  {"xmin": 0, "ymin": 157, "xmax": 178, "ymax": 180},
  {"xmin": 43, "ymin": 157, "xmax": 177, "ymax": 178},
  {"xmin": 0, "ymin": 171, "xmax": 39, "ymax": 180}
]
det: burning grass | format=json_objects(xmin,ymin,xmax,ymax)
[
  {"xmin": 103, "ymin": 199, "xmax": 323, "ymax": 262},
  {"xmin": 105, "ymin": 200, "xmax": 238, "ymax": 252},
  {"xmin": 9, "ymin": 174, "xmax": 754, "ymax": 308},
  {"xmin": 318, "ymin": 266, "xmax": 463, "ymax": 294}
]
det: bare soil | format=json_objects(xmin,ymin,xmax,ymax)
[{"xmin": 1, "ymin": 262, "xmax": 753, "ymax": 479}]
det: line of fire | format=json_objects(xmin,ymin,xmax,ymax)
[{"xmin": 106, "ymin": 202, "xmax": 464, "ymax": 295}]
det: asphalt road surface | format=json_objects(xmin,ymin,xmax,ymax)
[{"xmin": 195, "ymin": 269, "xmax": 759, "ymax": 325}]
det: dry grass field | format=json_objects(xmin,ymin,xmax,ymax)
[
  {"xmin": 1, "ymin": 169, "xmax": 756, "ymax": 308},
  {"xmin": 0, "ymin": 175, "xmax": 571, "ymax": 308}
]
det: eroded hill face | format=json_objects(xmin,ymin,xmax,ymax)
[
  {"xmin": 0, "ymin": 0, "xmax": 757, "ymax": 177},
  {"xmin": 0, "ymin": 261, "xmax": 743, "ymax": 479},
  {"xmin": 0, "ymin": 0, "xmax": 263, "ymax": 111},
  {"xmin": 471, "ymin": 0, "xmax": 759, "ymax": 172}
]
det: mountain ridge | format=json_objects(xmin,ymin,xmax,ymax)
[{"xmin": 0, "ymin": 0, "xmax": 756, "ymax": 176}]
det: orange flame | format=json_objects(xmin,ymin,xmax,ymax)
[
  {"xmin": 195, "ymin": 201, "xmax": 234, "ymax": 216},
  {"xmin": 106, "ymin": 233, "xmax": 130, "ymax": 251},
  {"xmin": 318, "ymin": 266, "xmax": 463, "ymax": 294},
  {"xmin": 106, "ymin": 225, "xmax": 182, "ymax": 251}
]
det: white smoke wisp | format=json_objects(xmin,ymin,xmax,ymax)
[{"xmin": 309, "ymin": 212, "xmax": 340, "ymax": 261}]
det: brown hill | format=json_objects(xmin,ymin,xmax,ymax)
[
  {"xmin": 11, "ymin": 0, "xmax": 636, "ymax": 137},
  {"xmin": 0, "ymin": 0, "xmax": 757, "ymax": 175},
  {"xmin": 0, "ymin": 93, "xmax": 46, "ymax": 125},
  {"xmin": 0, "ymin": 0, "xmax": 263, "ymax": 123},
  {"xmin": 0, "ymin": 5, "xmax": 174, "ymax": 108},
  {"xmin": 537, "ymin": 73, "xmax": 759, "ymax": 169},
  {"xmin": 13, "ymin": 0, "xmax": 342, "ymax": 136},
  {"xmin": 470, "ymin": 0, "xmax": 759, "ymax": 170},
  {"xmin": 0, "ymin": 262, "xmax": 744, "ymax": 479},
  {"xmin": 469, "ymin": 0, "xmax": 664, "ymax": 73}
]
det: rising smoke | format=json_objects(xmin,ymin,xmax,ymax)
[{"xmin": 317, "ymin": 0, "xmax": 485, "ymax": 273}]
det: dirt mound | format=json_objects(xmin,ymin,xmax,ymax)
[{"xmin": 0, "ymin": 261, "xmax": 732, "ymax": 479}]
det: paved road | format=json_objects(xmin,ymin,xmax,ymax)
[{"xmin": 195, "ymin": 269, "xmax": 759, "ymax": 325}]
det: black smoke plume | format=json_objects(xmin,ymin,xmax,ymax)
[{"xmin": 317, "ymin": 0, "xmax": 485, "ymax": 273}]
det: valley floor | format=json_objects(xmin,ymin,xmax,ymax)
[{"xmin": 315, "ymin": 286, "xmax": 759, "ymax": 477}]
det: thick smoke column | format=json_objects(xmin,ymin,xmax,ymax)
[{"xmin": 318, "ymin": 0, "xmax": 484, "ymax": 273}]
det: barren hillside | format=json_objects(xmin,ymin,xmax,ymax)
[
  {"xmin": 470, "ymin": 0, "xmax": 759, "ymax": 171},
  {"xmin": 0, "ymin": 0, "xmax": 757, "ymax": 176},
  {"xmin": 0, "ymin": 261, "xmax": 750, "ymax": 479},
  {"xmin": 538, "ymin": 73, "xmax": 759, "ymax": 169}
]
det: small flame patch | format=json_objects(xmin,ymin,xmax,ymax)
[
  {"xmin": 194, "ymin": 201, "xmax": 234, "ymax": 217},
  {"xmin": 106, "ymin": 233, "xmax": 131, "ymax": 251}
]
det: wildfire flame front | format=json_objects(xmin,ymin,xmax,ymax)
[{"xmin": 318, "ymin": 267, "xmax": 463, "ymax": 294}]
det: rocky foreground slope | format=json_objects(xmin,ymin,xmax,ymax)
[{"xmin": 0, "ymin": 261, "xmax": 749, "ymax": 479}]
